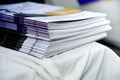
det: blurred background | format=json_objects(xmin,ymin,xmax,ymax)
[
  {"xmin": 0, "ymin": 0, "xmax": 120, "ymax": 55},
  {"xmin": 0, "ymin": 0, "xmax": 44, "ymax": 4}
]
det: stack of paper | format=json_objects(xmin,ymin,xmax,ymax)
[{"xmin": 0, "ymin": 2, "xmax": 111, "ymax": 58}]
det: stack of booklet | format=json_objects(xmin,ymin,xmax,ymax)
[{"xmin": 0, "ymin": 2, "xmax": 111, "ymax": 58}]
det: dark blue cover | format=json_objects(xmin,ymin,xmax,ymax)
[{"xmin": 77, "ymin": 0, "xmax": 99, "ymax": 5}]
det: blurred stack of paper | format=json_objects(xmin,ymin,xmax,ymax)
[{"xmin": 0, "ymin": 1, "xmax": 111, "ymax": 58}]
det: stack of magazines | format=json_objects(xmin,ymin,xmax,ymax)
[{"xmin": 0, "ymin": 2, "xmax": 111, "ymax": 58}]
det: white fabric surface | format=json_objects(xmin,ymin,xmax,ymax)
[{"xmin": 0, "ymin": 42, "xmax": 120, "ymax": 80}]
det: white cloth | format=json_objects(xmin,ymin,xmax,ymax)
[{"xmin": 0, "ymin": 42, "xmax": 120, "ymax": 80}]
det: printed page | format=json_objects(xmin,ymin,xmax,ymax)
[{"xmin": 0, "ymin": 1, "xmax": 106, "ymax": 23}]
